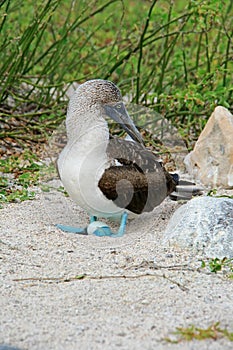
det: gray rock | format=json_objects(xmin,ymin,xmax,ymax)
[
  {"xmin": 184, "ymin": 106, "xmax": 233, "ymax": 188},
  {"xmin": 163, "ymin": 196, "xmax": 233, "ymax": 258}
]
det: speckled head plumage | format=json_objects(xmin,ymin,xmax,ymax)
[
  {"xmin": 66, "ymin": 79, "xmax": 122, "ymax": 139},
  {"xmin": 67, "ymin": 79, "xmax": 144, "ymax": 144},
  {"xmin": 75, "ymin": 79, "xmax": 122, "ymax": 106}
]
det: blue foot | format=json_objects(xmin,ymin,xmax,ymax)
[
  {"xmin": 87, "ymin": 222, "xmax": 113, "ymax": 237},
  {"xmin": 87, "ymin": 212, "xmax": 128, "ymax": 237},
  {"xmin": 90, "ymin": 216, "xmax": 97, "ymax": 223},
  {"xmin": 56, "ymin": 224, "xmax": 88, "ymax": 235},
  {"xmin": 117, "ymin": 212, "xmax": 128, "ymax": 237},
  {"xmin": 56, "ymin": 216, "xmax": 97, "ymax": 234},
  {"xmin": 56, "ymin": 212, "xmax": 128, "ymax": 238}
]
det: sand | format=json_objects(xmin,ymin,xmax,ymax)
[{"xmin": 1, "ymin": 180, "xmax": 233, "ymax": 350}]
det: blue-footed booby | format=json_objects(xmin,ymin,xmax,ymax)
[{"xmin": 57, "ymin": 79, "xmax": 199, "ymax": 237}]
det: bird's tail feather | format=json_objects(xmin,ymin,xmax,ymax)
[{"xmin": 169, "ymin": 175, "xmax": 204, "ymax": 201}]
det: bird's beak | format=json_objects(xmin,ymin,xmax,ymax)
[{"xmin": 103, "ymin": 102, "xmax": 144, "ymax": 145}]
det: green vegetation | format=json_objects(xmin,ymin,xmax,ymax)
[
  {"xmin": 0, "ymin": 0, "xmax": 232, "ymax": 203},
  {"xmin": 201, "ymin": 257, "xmax": 233, "ymax": 277},
  {"xmin": 207, "ymin": 189, "xmax": 233, "ymax": 199},
  {"xmin": 0, "ymin": 147, "xmax": 68, "ymax": 205},
  {"xmin": 1, "ymin": 0, "xmax": 232, "ymax": 145},
  {"xmin": 0, "ymin": 150, "xmax": 43, "ymax": 205},
  {"xmin": 164, "ymin": 322, "xmax": 233, "ymax": 343}
]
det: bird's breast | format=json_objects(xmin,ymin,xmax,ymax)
[{"xmin": 57, "ymin": 137, "xmax": 124, "ymax": 218}]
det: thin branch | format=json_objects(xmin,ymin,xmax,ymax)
[{"xmin": 136, "ymin": 0, "xmax": 159, "ymax": 103}]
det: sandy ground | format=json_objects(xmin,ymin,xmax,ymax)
[{"xmin": 1, "ymin": 180, "xmax": 233, "ymax": 350}]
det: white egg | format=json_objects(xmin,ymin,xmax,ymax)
[{"xmin": 87, "ymin": 221, "xmax": 111, "ymax": 236}]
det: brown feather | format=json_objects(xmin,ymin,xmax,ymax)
[{"xmin": 98, "ymin": 138, "xmax": 177, "ymax": 214}]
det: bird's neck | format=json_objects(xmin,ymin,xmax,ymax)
[{"xmin": 66, "ymin": 107, "xmax": 109, "ymax": 143}]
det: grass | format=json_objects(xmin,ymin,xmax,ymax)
[
  {"xmin": 0, "ymin": 0, "xmax": 232, "ymax": 203},
  {"xmin": 207, "ymin": 188, "xmax": 233, "ymax": 199},
  {"xmin": 0, "ymin": 150, "xmax": 44, "ymax": 206},
  {"xmin": 200, "ymin": 257, "xmax": 233, "ymax": 278},
  {"xmin": 0, "ymin": 144, "xmax": 67, "ymax": 206},
  {"xmin": 1, "ymin": 0, "xmax": 232, "ymax": 149},
  {"xmin": 164, "ymin": 322, "xmax": 233, "ymax": 343}
]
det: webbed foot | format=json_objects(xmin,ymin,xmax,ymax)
[
  {"xmin": 56, "ymin": 224, "xmax": 88, "ymax": 235},
  {"xmin": 87, "ymin": 212, "xmax": 128, "ymax": 237},
  {"xmin": 56, "ymin": 212, "xmax": 128, "ymax": 237}
]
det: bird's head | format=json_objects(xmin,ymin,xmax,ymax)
[{"xmin": 68, "ymin": 79, "xmax": 144, "ymax": 145}]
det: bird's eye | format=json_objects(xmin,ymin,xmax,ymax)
[{"xmin": 116, "ymin": 104, "xmax": 122, "ymax": 109}]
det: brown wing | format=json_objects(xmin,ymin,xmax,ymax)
[
  {"xmin": 107, "ymin": 137, "xmax": 162, "ymax": 172},
  {"xmin": 98, "ymin": 138, "xmax": 176, "ymax": 214}
]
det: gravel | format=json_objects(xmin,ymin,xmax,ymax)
[{"xmin": 1, "ymin": 180, "xmax": 233, "ymax": 350}]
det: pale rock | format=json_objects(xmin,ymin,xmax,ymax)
[
  {"xmin": 184, "ymin": 106, "xmax": 233, "ymax": 188},
  {"xmin": 163, "ymin": 196, "xmax": 233, "ymax": 258}
]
